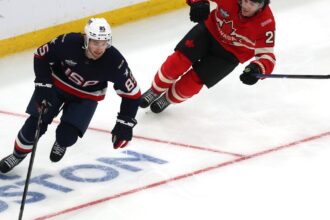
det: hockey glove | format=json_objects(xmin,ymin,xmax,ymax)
[
  {"xmin": 34, "ymin": 82, "xmax": 56, "ymax": 110},
  {"xmin": 240, "ymin": 63, "xmax": 261, "ymax": 85},
  {"xmin": 111, "ymin": 114, "xmax": 137, "ymax": 149},
  {"xmin": 188, "ymin": 0, "xmax": 210, "ymax": 23}
]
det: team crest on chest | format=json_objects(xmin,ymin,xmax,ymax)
[{"xmin": 215, "ymin": 16, "xmax": 255, "ymax": 48}]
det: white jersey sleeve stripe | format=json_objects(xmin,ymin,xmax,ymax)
[
  {"xmin": 255, "ymin": 47, "xmax": 274, "ymax": 55},
  {"xmin": 115, "ymin": 85, "xmax": 140, "ymax": 97},
  {"xmin": 256, "ymin": 54, "xmax": 276, "ymax": 64}
]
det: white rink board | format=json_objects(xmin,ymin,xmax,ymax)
[{"xmin": 0, "ymin": 0, "xmax": 145, "ymax": 39}]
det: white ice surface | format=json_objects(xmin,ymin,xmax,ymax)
[{"xmin": 0, "ymin": 0, "xmax": 330, "ymax": 219}]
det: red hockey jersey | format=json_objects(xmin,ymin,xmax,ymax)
[{"xmin": 204, "ymin": 0, "xmax": 276, "ymax": 74}]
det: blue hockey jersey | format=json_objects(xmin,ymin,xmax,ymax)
[{"xmin": 34, "ymin": 33, "xmax": 141, "ymax": 117}]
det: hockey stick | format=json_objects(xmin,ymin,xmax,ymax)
[
  {"xmin": 253, "ymin": 73, "xmax": 330, "ymax": 79},
  {"xmin": 18, "ymin": 101, "xmax": 47, "ymax": 220}
]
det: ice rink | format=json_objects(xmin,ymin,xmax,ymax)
[{"xmin": 1, "ymin": 0, "xmax": 330, "ymax": 219}]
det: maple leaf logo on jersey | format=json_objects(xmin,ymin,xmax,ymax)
[
  {"xmin": 215, "ymin": 16, "xmax": 255, "ymax": 48},
  {"xmin": 216, "ymin": 19, "xmax": 238, "ymax": 42},
  {"xmin": 221, "ymin": 20, "xmax": 237, "ymax": 38},
  {"xmin": 185, "ymin": 39, "xmax": 195, "ymax": 48}
]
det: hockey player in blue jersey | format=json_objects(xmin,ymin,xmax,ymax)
[{"xmin": 0, "ymin": 18, "xmax": 141, "ymax": 173}]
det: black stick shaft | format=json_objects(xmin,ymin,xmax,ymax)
[
  {"xmin": 18, "ymin": 104, "xmax": 46, "ymax": 220},
  {"xmin": 254, "ymin": 73, "xmax": 330, "ymax": 79}
]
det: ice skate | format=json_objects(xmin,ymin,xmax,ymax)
[
  {"xmin": 0, "ymin": 153, "xmax": 26, "ymax": 173},
  {"xmin": 50, "ymin": 141, "xmax": 67, "ymax": 162},
  {"xmin": 140, "ymin": 88, "xmax": 160, "ymax": 108},
  {"xmin": 150, "ymin": 94, "xmax": 171, "ymax": 113}
]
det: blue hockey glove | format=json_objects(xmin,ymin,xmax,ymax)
[
  {"xmin": 188, "ymin": 0, "xmax": 210, "ymax": 23},
  {"xmin": 34, "ymin": 82, "xmax": 56, "ymax": 110},
  {"xmin": 111, "ymin": 114, "xmax": 137, "ymax": 149},
  {"xmin": 240, "ymin": 63, "xmax": 261, "ymax": 85}
]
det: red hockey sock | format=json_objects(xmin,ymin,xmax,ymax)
[
  {"xmin": 167, "ymin": 69, "xmax": 203, "ymax": 103},
  {"xmin": 152, "ymin": 51, "xmax": 192, "ymax": 94}
]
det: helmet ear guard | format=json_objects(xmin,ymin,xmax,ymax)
[{"xmin": 84, "ymin": 18, "xmax": 112, "ymax": 48}]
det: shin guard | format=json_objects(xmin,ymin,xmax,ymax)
[
  {"xmin": 14, "ymin": 116, "xmax": 48, "ymax": 157},
  {"xmin": 152, "ymin": 51, "xmax": 192, "ymax": 94},
  {"xmin": 167, "ymin": 69, "xmax": 203, "ymax": 103}
]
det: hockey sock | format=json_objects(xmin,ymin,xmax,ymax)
[
  {"xmin": 152, "ymin": 51, "xmax": 192, "ymax": 94},
  {"xmin": 167, "ymin": 69, "xmax": 203, "ymax": 103},
  {"xmin": 14, "ymin": 116, "xmax": 48, "ymax": 157}
]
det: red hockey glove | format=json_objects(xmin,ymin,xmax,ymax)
[
  {"xmin": 111, "ymin": 114, "xmax": 137, "ymax": 149},
  {"xmin": 240, "ymin": 63, "xmax": 261, "ymax": 85},
  {"xmin": 187, "ymin": 0, "xmax": 210, "ymax": 23}
]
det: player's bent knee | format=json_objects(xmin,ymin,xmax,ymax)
[
  {"xmin": 163, "ymin": 51, "xmax": 192, "ymax": 76},
  {"xmin": 22, "ymin": 116, "xmax": 48, "ymax": 140},
  {"xmin": 56, "ymin": 122, "xmax": 79, "ymax": 147}
]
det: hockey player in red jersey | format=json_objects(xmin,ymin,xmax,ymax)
[
  {"xmin": 0, "ymin": 18, "xmax": 141, "ymax": 173},
  {"xmin": 140, "ymin": 0, "xmax": 276, "ymax": 113}
]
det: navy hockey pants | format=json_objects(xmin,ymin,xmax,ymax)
[{"xmin": 26, "ymin": 88, "xmax": 98, "ymax": 137}]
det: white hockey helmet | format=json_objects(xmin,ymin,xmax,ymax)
[{"xmin": 84, "ymin": 18, "xmax": 112, "ymax": 48}]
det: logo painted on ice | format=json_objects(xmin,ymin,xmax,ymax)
[{"xmin": 0, "ymin": 150, "xmax": 168, "ymax": 213}]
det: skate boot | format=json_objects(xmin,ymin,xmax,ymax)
[
  {"xmin": 0, "ymin": 153, "xmax": 26, "ymax": 173},
  {"xmin": 140, "ymin": 88, "xmax": 160, "ymax": 108},
  {"xmin": 150, "ymin": 94, "xmax": 171, "ymax": 113},
  {"xmin": 50, "ymin": 141, "xmax": 67, "ymax": 162}
]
